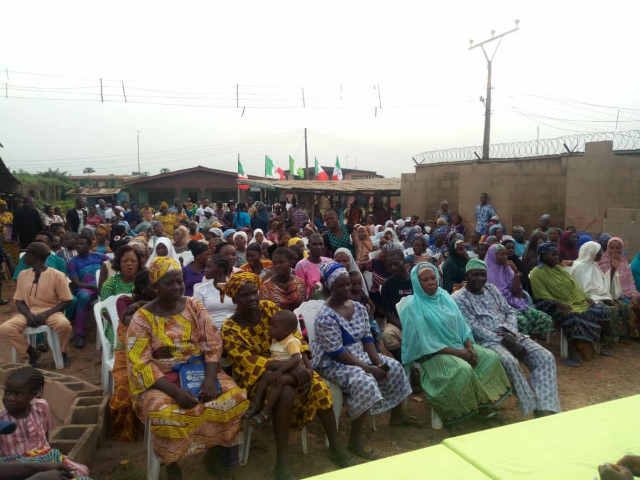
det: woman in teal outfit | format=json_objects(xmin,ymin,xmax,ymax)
[{"xmin": 397, "ymin": 262, "xmax": 511, "ymax": 425}]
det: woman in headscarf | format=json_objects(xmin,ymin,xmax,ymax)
[
  {"xmin": 181, "ymin": 240, "xmax": 209, "ymax": 297},
  {"xmin": 221, "ymin": 272, "xmax": 349, "ymax": 479},
  {"xmin": 313, "ymin": 262, "xmax": 412, "ymax": 459},
  {"xmin": 598, "ymin": 237, "xmax": 640, "ymax": 337},
  {"xmin": 145, "ymin": 237, "xmax": 179, "ymax": 268},
  {"xmin": 500, "ymin": 235, "xmax": 531, "ymax": 293},
  {"xmin": 232, "ymin": 231, "xmax": 248, "ymax": 267},
  {"xmin": 260, "ymin": 247, "xmax": 307, "ymax": 311},
  {"xmin": 397, "ymin": 262, "xmax": 511, "ymax": 426},
  {"xmin": 248, "ymin": 228, "xmax": 272, "ymax": 248},
  {"xmin": 334, "ymin": 247, "xmax": 368, "ymax": 294},
  {"xmin": 558, "ymin": 231, "xmax": 579, "ymax": 262},
  {"xmin": 529, "ymin": 242, "xmax": 609, "ymax": 366},
  {"xmin": 442, "ymin": 238, "xmax": 468, "ymax": 293},
  {"xmin": 127, "ymin": 257, "xmax": 248, "ymax": 479},
  {"xmin": 485, "ymin": 243, "xmax": 553, "ymax": 336}
]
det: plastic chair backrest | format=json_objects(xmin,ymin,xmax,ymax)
[
  {"xmin": 98, "ymin": 294, "xmax": 131, "ymax": 351},
  {"xmin": 294, "ymin": 300, "xmax": 325, "ymax": 345},
  {"xmin": 95, "ymin": 269, "xmax": 101, "ymax": 288}
]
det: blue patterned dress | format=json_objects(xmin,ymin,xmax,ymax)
[
  {"xmin": 311, "ymin": 301, "xmax": 412, "ymax": 419},
  {"xmin": 453, "ymin": 284, "xmax": 561, "ymax": 415}
]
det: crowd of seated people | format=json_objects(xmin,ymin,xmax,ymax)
[{"xmin": 1, "ymin": 192, "xmax": 640, "ymax": 479}]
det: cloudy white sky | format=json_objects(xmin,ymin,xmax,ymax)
[{"xmin": 1, "ymin": 0, "xmax": 639, "ymax": 177}]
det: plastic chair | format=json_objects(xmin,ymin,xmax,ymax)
[
  {"xmin": 144, "ymin": 417, "xmax": 160, "ymax": 480},
  {"xmin": 11, "ymin": 325, "xmax": 64, "ymax": 370},
  {"xmin": 93, "ymin": 294, "xmax": 129, "ymax": 393}
]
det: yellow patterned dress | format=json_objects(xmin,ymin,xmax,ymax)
[
  {"xmin": 127, "ymin": 297, "xmax": 248, "ymax": 464},
  {"xmin": 221, "ymin": 300, "xmax": 333, "ymax": 428}
]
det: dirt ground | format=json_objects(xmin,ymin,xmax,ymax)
[{"xmin": 2, "ymin": 281, "xmax": 640, "ymax": 480}]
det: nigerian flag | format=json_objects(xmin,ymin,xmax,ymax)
[{"xmin": 237, "ymin": 159, "xmax": 248, "ymax": 179}]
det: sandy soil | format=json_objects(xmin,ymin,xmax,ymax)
[{"xmin": 2, "ymin": 282, "xmax": 639, "ymax": 480}]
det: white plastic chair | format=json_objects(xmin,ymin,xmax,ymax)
[
  {"xmin": 93, "ymin": 294, "xmax": 129, "ymax": 393},
  {"xmin": 144, "ymin": 417, "xmax": 160, "ymax": 480},
  {"xmin": 11, "ymin": 325, "xmax": 64, "ymax": 370}
]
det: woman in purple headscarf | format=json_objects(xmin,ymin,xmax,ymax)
[{"xmin": 485, "ymin": 243, "xmax": 554, "ymax": 337}]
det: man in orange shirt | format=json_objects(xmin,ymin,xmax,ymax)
[{"xmin": 0, "ymin": 242, "xmax": 73, "ymax": 367}]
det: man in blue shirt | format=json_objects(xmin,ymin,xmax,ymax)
[{"xmin": 475, "ymin": 192, "xmax": 497, "ymax": 235}]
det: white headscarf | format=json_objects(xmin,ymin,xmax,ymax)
[
  {"xmin": 146, "ymin": 237, "xmax": 180, "ymax": 268},
  {"xmin": 570, "ymin": 241, "xmax": 612, "ymax": 302},
  {"xmin": 249, "ymin": 228, "xmax": 272, "ymax": 246},
  {"xmin": 334, "ymin": 247, "xmax": 368, "ymax": 294}
]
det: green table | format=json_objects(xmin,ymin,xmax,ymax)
[
  {"xmin": 306, "ymin": 445, "xmax": 491, "ymax": 479},
  {"xmin": 443, "ymin": 395, "xmax": 640, "ymax": 479}
]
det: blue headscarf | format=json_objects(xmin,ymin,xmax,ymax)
[
  {"xmin": 397, "ymin": 262, "xmax": 474, "ymax": 366},
  {"xmin": 577, "ymin": 232, "xmax": 593, "ymax": 248}
]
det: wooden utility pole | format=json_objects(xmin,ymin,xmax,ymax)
[
  {"xmin": 469, "ymin": 21, "xmax": 519, "ymax": 160},
  {"xmin": 304, "ymin": 128, "xmax": 309, "ymax": 179},
  {"xmin": 100, "ymin": 78, "xmax": 104, "ymax": 103}
]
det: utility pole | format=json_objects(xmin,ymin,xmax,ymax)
[
  {"xmin": 136, "ymin": 130, "xmax": 141, "ymax": 174},
  {"xmin": 304, "ymin": 128, "xmax": 309, "ymax": 179},
  {"xmin": 469, "ymin": 20, "xmax": 519, "ymax": 160}
]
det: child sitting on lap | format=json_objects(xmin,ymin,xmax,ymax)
[
  {"xmin": 245, "ymin": 310, "xmax": 305, "ymax": 426},
  {"xmin": 0, "ymin": 366, "xmax": 91, "ymax": 479}
]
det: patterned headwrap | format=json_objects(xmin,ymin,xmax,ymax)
[
  {"xmin": 148, "ymin": 256, "xmax": 181, "ymax": 284},
  {"xmin": 465, "ymin": 258, "xmax": 487, "ymax": 272},
  {"xmin": 288, "ymin": 236, "xmax": 303, "ymax": 247},
  {"xmin": 160, "ymin": 201, "xmax": 169, "ymax": 209},
  {"xmin": 224, "ymin": 271, "xmax": 261, "ymax": 299},
  {"xmin": 320, "ymin": 261, "xmax": 348, "ymax": 290}
]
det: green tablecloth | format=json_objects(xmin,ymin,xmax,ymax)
[
  {"xmin": 443, "ymin": 395, "xmax": 640, "ymax": 479},
  {"xmin": 306, "ymin": 445, "xmax": 491, "ymax": 479}
]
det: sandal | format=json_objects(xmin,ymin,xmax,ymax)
[{"xmin": 348, "ymin": 443, "xmax": 379, "ymax": 460}]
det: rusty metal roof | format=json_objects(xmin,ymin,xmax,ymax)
[
  {"xmin": 244, "ymin": 177, "xmax": 400, "ymax": 193},
  {"xmin": 66, "ymin": 187, "xmax": 122, "ymax": 196}
]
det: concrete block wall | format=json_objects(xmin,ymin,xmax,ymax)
[
  {"xmin": 402, "ymin": 141, "xmax": 640, "ymax": 244},
  {"xmin": 0, "ymin": 363, "xmax": 107, "ymax": 467}
]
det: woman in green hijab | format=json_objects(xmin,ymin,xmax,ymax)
[{"xmin": 397, "ymin": 262, "xmax": 511, "ymax": 425}]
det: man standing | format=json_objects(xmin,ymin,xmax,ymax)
[
  {"xmin": 65, "ymin": 197, "xmax": 87, "ymax": 234},
  {"xmin": 13, "ymin": 197, "xmax": 44, "ymax": 249},
  {"xmin": 453, "ymin": 259, "xmax": 560, "ymax": 417},
  {"xmin": 0, "ymin": 242, "xmax": 73, "ymax": 366},
  {"xmin": 435, "ymin": 200, "xmax": 451, "ymax": 224},
  {"xmin": 474, "ymin": 192, "xmax": 496, "ymax": 235}
]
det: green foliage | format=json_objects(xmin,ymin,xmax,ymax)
[{"xmin": 12, "ymin": 168, "xmax": 75, "ymax": 207}]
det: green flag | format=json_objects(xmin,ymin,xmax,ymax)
[
  {"xmin": 289, "ymin": 155, "xmax": 295, "ymax": 179},
  {"xmin": 265, "ymin": 155, "xmax": 275, "ymax": 178},
  {"xmin": 237, "ymin": 159, "xmax": 247, "ymax": 179}
]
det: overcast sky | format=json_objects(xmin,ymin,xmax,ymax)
[{"xmin": 1, "ymin": 0, "xmax": 639, "ymax": 177}]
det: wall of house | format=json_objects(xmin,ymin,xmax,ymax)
[{"xmin": 401, "ymin": 141, "xmax": 640, "ymax": 250}]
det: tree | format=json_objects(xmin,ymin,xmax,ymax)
[
  {"xmin": 83, "ymin": 167, "xmax": 95, "ymax": 174},
  {"xmin": 159, "ymin": 168, "xmax": 171, "ymax": 174}
]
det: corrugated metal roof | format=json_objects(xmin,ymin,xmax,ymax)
[
  {"xmin": 244, "ymin": 178, "xmax": 400, "ymax": 193},
  {"xmin": 67, "ymin": 187, "xmax": 122, "ymax": 196}
]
